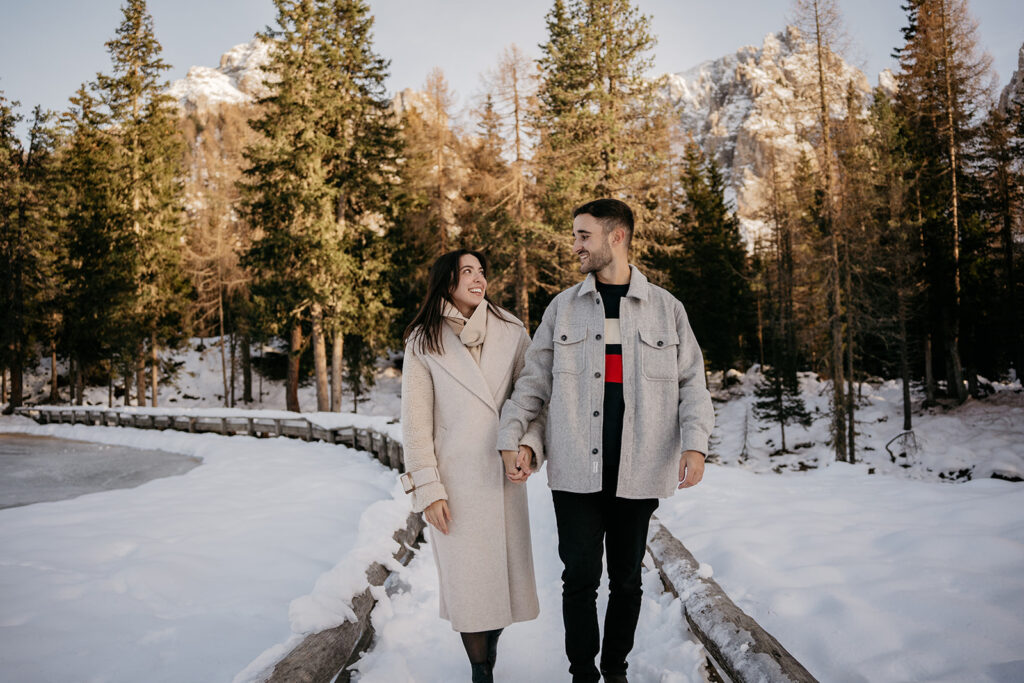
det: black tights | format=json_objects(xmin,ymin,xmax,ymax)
[{"xmin": 460, "ymin": 629, "xmax": 500, "ymax": 665}]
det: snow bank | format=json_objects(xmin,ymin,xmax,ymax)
[{"xmin": 657, "ymin": 463, "xmax": 1024, "ymax": 682}]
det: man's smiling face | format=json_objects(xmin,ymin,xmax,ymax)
[{"xmin": 572, "ymin": 213, "xmax": 613, "ymax": 274}]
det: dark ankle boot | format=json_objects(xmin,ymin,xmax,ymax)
[
  {"xmin": 486, "ymin": 628, "xmax": 503, "ymax": 669},
  {"xmin": 471, "ymin": 661, "xmax": 494, "ymax": 683}
]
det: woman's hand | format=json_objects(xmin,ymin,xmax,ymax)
[
  {"xmin": 516, "ymin": 445, "xmax": 534, "ymax": 475},
  {"xmin": 425, "ymin": 499, "xmax": 452, "ymax": 534},
  {"xmin": 501, "ymin": 449, "xmax": 526, "ymax": 483}
]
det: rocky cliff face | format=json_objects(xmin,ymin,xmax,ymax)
[
  {"xmin": 665, "ymin": 26, "xmax": 871, "ymax": 245},
  {"xmin": 998, "ymin": 44, "xmax": 1024, "ymax": 114}
]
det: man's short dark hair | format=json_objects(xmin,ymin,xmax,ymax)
[{"xmin": 573, "ymin": 198, "xmax": 634, "ymax": 248}]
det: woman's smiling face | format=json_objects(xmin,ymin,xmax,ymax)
[{"xmin": 450, "ymin": 253, "xmax": 486, "ymax": 316}]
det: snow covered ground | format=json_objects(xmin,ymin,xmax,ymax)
[
  {"xmin": 0, "ymin": 418, "xmax": 410, "ymax": 683},
  {"xmin": 15, "ymin": 337, "xmax": 403, "ymax": 420},
  {"xmin": 709, "ymin": 369, "xmax": 1024, "ymax": 483},
  {"xmin": 4, "ymin": 343, "xmax": 1024, "ymax": 681},
  {"xmin": 657, "ymin": 463, "xmax": 1024, "ymax": 682}
]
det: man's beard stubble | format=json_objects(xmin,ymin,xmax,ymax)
[{"xmin": 579, "ymin": 237, "xmax": 613, "ymax": 274}]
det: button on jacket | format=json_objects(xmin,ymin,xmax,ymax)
[{"xmin": 497, "ymin": 266, "xmax": 715, "ymax": 499}]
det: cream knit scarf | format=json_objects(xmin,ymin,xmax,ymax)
[{"xmin": 442, "ymin": 300, "xmax": 488, "ymax": 365}]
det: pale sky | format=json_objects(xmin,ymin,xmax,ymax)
[{"xmin": 2, "ymin": 0, "xmax": 1021, "ymax": 141}]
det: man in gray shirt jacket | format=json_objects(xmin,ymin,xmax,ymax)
[{"xmin": 497, "ymin": 198, "xmax": 714, "ymax": 683}]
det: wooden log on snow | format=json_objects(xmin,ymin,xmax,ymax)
[
  {"xmin": 646, "ymin": 518, "xmax": 818, "ymax": 683},
  {"xmin": 267, "ymin": 511, "xmax": 426, "ymax": 683}
]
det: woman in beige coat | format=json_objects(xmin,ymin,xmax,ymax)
[{"xmin": 401, "ymin": 249, "xmax": 544, "ymax": 683}]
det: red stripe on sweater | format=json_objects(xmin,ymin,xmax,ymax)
[{"xmin": 605, "ymin": 354, "xmax": 623, "ymax": 383}]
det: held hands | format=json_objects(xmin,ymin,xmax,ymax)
[
  {"xmin": 500, "ymin": 445, "xmax": 534, "ymax": 483},
  {"xmin": 678, "ymin": 450, "xmax": 705, "ymax": 489},
  {"xmin": 425, "ymin": 499, "xmax": 452, "ymax": 534}
]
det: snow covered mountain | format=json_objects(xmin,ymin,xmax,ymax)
[
  {"xmin": 998, "ymin": 43, "xmax": 1024, "ymax": 114},
  {"xmin": 167, "ymin": 39, "xmax": 274, "ymax": 113},
  {"xmin": 665, "ymin": 26, "xmax": 871, "ymax": 245},
  {"xmin": 169, "ymin": 31, "xmax": 879, "ymax": 249}
]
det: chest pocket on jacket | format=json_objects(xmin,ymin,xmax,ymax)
[
  {"xmin": 638, "ymin": 327, "xmax": 679, "ymax": 381},
  {"xmin": 553, "ymin": 325, "xmax": 587, "ymax": 375}
]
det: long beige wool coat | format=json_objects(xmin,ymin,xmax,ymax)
[{"xmin": 401, "ymin": 308, "xmax": 544, "ymax": 633}]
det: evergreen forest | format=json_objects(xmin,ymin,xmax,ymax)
[{"xmin": 1, "ymin": 0, "xmax": 1022, "ymax": 465}]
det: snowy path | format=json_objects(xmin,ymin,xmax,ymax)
[{"xmin": 352, "ymin": 469, "xmax": 708, "ymax": 682}]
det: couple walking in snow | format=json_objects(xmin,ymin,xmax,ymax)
[{"xmin": 400, "ymin": 198, "xmax": 715, "ymax": 683}]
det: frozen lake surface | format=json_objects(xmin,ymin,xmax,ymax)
[{"xmin": 0, "ymin": 433, "xmax": 200, "ymax": 508}]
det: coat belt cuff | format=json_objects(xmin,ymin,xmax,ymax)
[{"xmin": 400, "ymin": 467, "xmax": 440, "ymax": 494}]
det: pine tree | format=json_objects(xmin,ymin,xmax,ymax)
[
  {"xmin": 0, "ymin": 94, "xmax": 28, "ymax": 411},
  {"xmin": 242, "ymin": 0, "xmax": 400, "ymax": 412},
  {"xmin": 661, "ymin": 142, "xmax": 752, "ymax": 371},
  {"xmin": 22, "ymin": 107, "xmax": 63, "ymax": 405},
  {"xmin": 753, "ymin": 363, "xmax": 811, "ymax": 453},
  {"xmin": 475, "ymin": 45, "xmax": 553, "ymax": 327},
  {"xmin": 868, "ymin": 88, "xmax": 923, "ymax": 432},
  {"xmin": 58, "ymin": 84, "xmax": 137, "ymax": 405},
  {"xmin": 0, "ymin": 96, "xmax": 62, "ymax": 412},
  {"xmin": 833, "ymin": 80, "xmax": 881, "ymax": 461},
  {"xmin": 895, "ymin": 0, "xmax": 993, "ymax": 402},
  {"xmin": 790, "ymin": 0, "xmax": 850, "ymax": 461},
  {"xmin": 181, "ymin": 105, "xmax": 258, "ymax": 406},
  {"xmin": 977, "ymin": 101, "xmax": 1023, "ymax": 379},
  {"xmin": 389, "ymin": 69, "xmax": 464, "ymax": 333},
  {"xmin": 95, "ymin": 0, "xmax": 189, "ymax": 407},
  {"xmin": 533, "ymin": 0, "xmax": 674, "ymax": 283}
]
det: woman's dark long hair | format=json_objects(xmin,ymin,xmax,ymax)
[{"xmin": 403, "ymin": 249, "xmax": 514, "ymax": 355}]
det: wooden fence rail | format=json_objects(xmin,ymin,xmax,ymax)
[{"xmin": 14, "ymin": 406, "xmax": 405, "ymax": 474}]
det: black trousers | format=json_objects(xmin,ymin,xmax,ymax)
[{"xmin": 552, "ymin": 489, "xmax": 659, "ymax": 681}]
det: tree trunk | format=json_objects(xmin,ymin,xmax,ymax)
[
  {"xmin": 1001, "ymin": 168, "xmax": 1023, "ymax": 380},
  {"xmin": 50, "ymin": 342, "xmax": 59, "ymax": 403},
  {"xmin": 136, "ymin": 349, "xmax": 146, "ymax": 407},
  {"xmin": 939, "ymin": 2, "xmax": 967, "ymax": 404},
  {"xmin": 830, "ymin": 302, "xmax": 847, "ymax": 462},
  {"xmin": 924, "ymin": 334, "xmax": 935, "ymax": 403},
  {"xmin": 810, "ymin": 0, "xmax": 846, "ymax": 462},
  {"xmin": 331, "ymin": 328, "xmax": 343, "ymax": 413},
  {"xmin": 287, "ymin": 323, "xmax": 303, "ymax": 413},
  {"xmin": 123, "ymin": 364, "xmax": 132, "ymax": 408},
  {"xmin": 311, "ymin": 303, "xmax": 329, "ymax": 412},
  {"xmin": 242, "ymin": 334, "xmax": 253, "ymax": 403},
  {"xmin": 9, "ymin": 364, "xmax": 23, "ymax": 410},
  {"xmin": 846, "ymin": 352, "xmax": 855, "ymax": 463},
  {"xmin": 230, "ymin": 332, "xmax": 237, "ymax": 408},
  {"xmin": 75, "ymin": 362, "xmax": 83, "ymax": 406},
  {"xmin": 151, "ymin": 333, "xmax": 159, "ymax": 407},
  {"xmin": 106, "ymin": 363, "xmax": 112, "ymax": 408},
  {"xmin": 516, "ymin": 244, "xmax": 530, "ymax": 328},
  {"xmin": 943, "ymin": 314, "xmax": 965, "ymax": 401},
  {"xmin": 844, "ymin": 233, "xmax": 855, "ymax": 463},
  {"xmin": 898, "ymin": 289, "xmax": 913, "ymax": 432},
  {"xmin": 219, "ymin": 288, "xmax": 229, "ymax": 408},
  {"xmin": 1, "ymin": 365, "xmax": 6, "ymax": 404}
]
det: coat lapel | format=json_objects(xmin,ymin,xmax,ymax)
[
  {"xmin": 480, "ymin": 313, "xmax": 519, "ymax": 405},
  {"xmin": 432, "ymin": 322, "xmax": 499, "ymax": 415}
]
